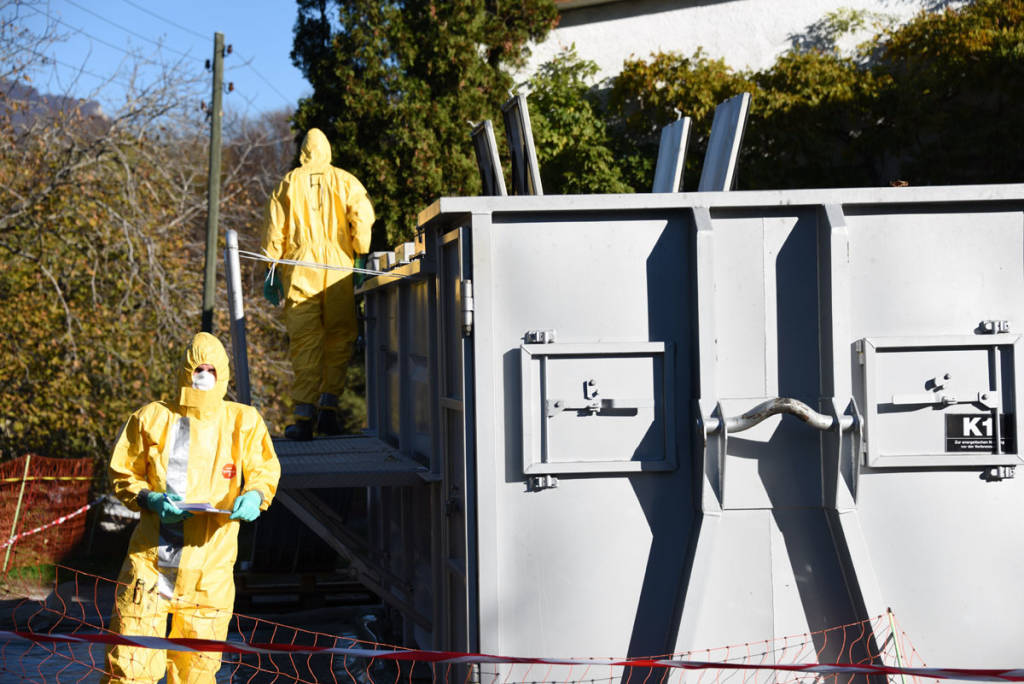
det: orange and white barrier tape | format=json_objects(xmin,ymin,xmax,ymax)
[
  {"xmin": 0, "ymin": 475, "xmax": 92, "ymax": 484},
  {"xmin": 1, "ymin": 631, "xmax": 1021, "ymax": 682},
  {"xmin": 0, "ymin": 498, "xmax": 101, "ymax": 551}
]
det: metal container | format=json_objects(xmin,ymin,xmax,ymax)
[{"xmin": 358, "ymin": 184, "xmax": 1024, "ymax": 667}]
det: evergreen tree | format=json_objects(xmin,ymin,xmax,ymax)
[{"xmin": 291, "ymin": 0, "xmax": 558, "ymax": 244}]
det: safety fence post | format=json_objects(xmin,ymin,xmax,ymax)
[
  {"xmin": 887, "ymin": 608, "xmax": 907, "ymax": 684},
  {"xmin": 2, "ymin": 454, "xmax": 32, "ymax": 575},
  {"xmin": 224, "ymin": 229, "xmax": 251, "ymax": 405}
]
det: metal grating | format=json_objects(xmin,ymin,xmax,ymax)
[{"xmin": 274, "ymin": 435, "xmax": 428, "ymax": 488}]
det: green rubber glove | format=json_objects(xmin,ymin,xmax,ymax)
[
  {"xmin": 354, "ymin": 255, "xmax": 368, "ymax": 289},
  {"xmin": 230, "ymin": 490, "xmax": 263, "ymax": 522},
  {"xmin": 263, "ymin": 269, "xmax": 283, "ymax": 306},
  {"xmin": 143, "ymin": 491, "xmax": 192, "ymax": 524}
]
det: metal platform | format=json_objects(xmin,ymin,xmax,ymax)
[{"xmin": 274, "ymin": 435, "xmax": 429, "ymax": 488}]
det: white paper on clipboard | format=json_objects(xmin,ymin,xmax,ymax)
[{"xmin": 177, "ymin": 502, "xmax": 232, "ymax": 515}]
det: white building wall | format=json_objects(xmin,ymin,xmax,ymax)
[{"xmin": 521, "ymin": 0, "xmax": 944, "ymax": 82}]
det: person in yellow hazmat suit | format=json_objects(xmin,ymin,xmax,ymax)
[
  {"xmin": 102, "ymin": 332, "xmax": 280, "ymax": 684},
  {"xmin": 261, "ymin": 127, "xmax": 375, "ymax": 440}
]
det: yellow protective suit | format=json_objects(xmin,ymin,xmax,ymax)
[
  {"xmin": 261, "ymin": 128, "xmax": 375, "ymax": 416},
  {"xmin": 103, "ymin": 333, "xmax": 280, "ymax": 684}
]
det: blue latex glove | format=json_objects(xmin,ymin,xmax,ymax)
[
  {"xmin": 354, "ymin": 255, "xmax": 368, "ymax": 289},
  {"xmin": 230, "ymin": 491, "xmax": 263, "ymax": 522},
  {"xmin": 143, "ymin": 491, "xmax": 192, "ymax": 524},
  {"xmin": 263, "ymin": 269, "xmax": 283, "ymax": 306}
]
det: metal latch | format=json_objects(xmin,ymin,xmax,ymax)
[
  {"xmin": 891, "ymin": 391, "xmax": 1000, "ymax": 410},
  {"xmin": 890, "ymin": 373, "xmax": 1000, "ymax": 410},
  {"xmin": 545, "ymin": 379, "xmax": 653, "ymax": 417}
]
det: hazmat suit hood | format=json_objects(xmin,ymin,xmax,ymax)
[
  {"xmin": 175, "ymin": 332, "xmax": 230, "ymax": 418},
  {"xmin": 299, "ymin": 128, "xmax": 331, "ymax": 167}
]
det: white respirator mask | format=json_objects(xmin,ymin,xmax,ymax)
[{"xmin": 192, "ymin": 369, "xmax": 217, "ymax": 391}]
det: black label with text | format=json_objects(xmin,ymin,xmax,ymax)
[{"xmin": 945, "ymin": 413, "xmax": 1015, "ymax": 452}]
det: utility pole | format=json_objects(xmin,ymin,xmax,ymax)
[{"xmin": 201, "ymin": 32, "xmax": 224, "ymax": 333}]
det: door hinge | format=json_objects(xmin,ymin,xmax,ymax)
[
  {"xmin": 529, "ymin": 475, "xmax": 558, "ymax": 491},
  {"xmin": 983, "ymin": 465, "xmax": 1015, "ymax": 481},
  {"xmin": 979, "ymin": 319, "xmax": 1010, "ymax": 334},
  {"xmin": 461, "ymin": 279, "xmax": 474, "ymax": 337},
  {"xmin": 524, "ymin": 329, "xmax": 557, "ymax": 344}
]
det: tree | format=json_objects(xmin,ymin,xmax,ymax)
[
  {"xmin": 524, "ymin": 46, "xmax": 630, "ymax": 194},
  {"xmin": 604, "ymin": 0, "xmax": 1024, "ymax": 191},
  {"xmin": 870, "ymin": 0, "xmax": 1024, "ymax": 185},
  {"xmin": 743, "ymin": 49, "xmax": 893, "ymax": 189},
  {"xmin": 0, "ymin": 0, "xmax": 207, "ymax": 463},
  {"xmin": 290, "ymin": 0, "xmax": 558, "ymax": 244},
  {"xmin": 606, "ymin": 49, "xmax": 753, "ymax": 192},
  {"xmin": 0, "ymin": 2, "xmax": 306, "ymax": 465}
]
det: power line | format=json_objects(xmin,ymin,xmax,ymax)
[
  {"xmin": 63, "ymin": 0, "xmax": 203, "ymax": 64},
  {"xmin": 113, "ymin": 0, "xmax": 293, "ymax": 110},
  {"xmin": 35, "ymin": 0, "xmax": 296, "ymax": 111},
  {"xmin": 114, "ymin": 0, "xmax": 293, "ymax": 109},
  {"xmin": 17, "ymin": 7, "xmax": 209, "ymax": 110},
  {"xmin": 116, "ymin": 0, "xmax": 208, "ymax": 42},
  {"xmin": 25, "ymin": 48, "xmax": 138, "ymax": 91},
  {"xmin": 235, "ymin": 55, "xmax": 294, "ymax": 107},
  {"xmin": 25, "ymin": 6, "xmax": 160, "ymax": 66}
]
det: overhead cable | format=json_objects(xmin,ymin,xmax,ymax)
[
  {"xmin": 63, "ymin": 0, "xmax": 203, "ymax": 64},
  {"xmin": 234, "ymin": 54, "xmax": 294, "ymax": 107},
  {"xmin": 24, "ymin": 48, "xmax": 139, "ymax": 90},
  {"xmin": 116, "ymin": 0, "xmax": 208, "ymax": 41},
  {"xmin": 25, "ymin": 5, "xmax": 160, "ymax": 65},
  {"xmin": 35, "ymin": 0, "xmax": 295, "ymax": 109},
  {"xmin": 115, "ymin": 0, "xmax": 295, "ymax": 108}
]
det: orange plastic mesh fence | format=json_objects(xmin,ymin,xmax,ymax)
[
  {"xmin": 480, "ymin": 613, "xmax": 932, "ymax": 684},
  {"xmin": 0, "ymin": 562, "xmax": 413, "ymax": 683},
  {"xmin": 0, "ymin": 455, "xmax": 94, "ymax": 569},
  {"xmin": 0, "ymin": 562, "xmax": 940, "ymax": 684}
]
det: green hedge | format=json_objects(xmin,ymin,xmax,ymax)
[{"xmin": 528, "ymin": 0, "xmax": 1024, "ymax": 194}]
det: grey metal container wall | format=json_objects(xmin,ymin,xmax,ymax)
[{"xmin": 359, "ymin": 183, "xmax": 1024, "ymax": 667}]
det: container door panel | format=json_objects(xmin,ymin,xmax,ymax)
[{"xmin": 438, "ymin": 227, "xmax": 473, "ymax": 654}]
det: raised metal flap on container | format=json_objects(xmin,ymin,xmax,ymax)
[
  {"xmin": 521, "ymin": 342, "xmax": 675, "ymax": 474},
  {"xmin": 860, "ymin": 335, "xmax": 1022, "ymax": 468}
]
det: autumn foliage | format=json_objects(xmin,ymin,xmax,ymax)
[
  {"xmin": 1, "ymin": 0, "xmax": 1021, "ymax": 478},
  {"xmin": 0, "ymin": 15, "xmax": 298, "ymax": 473}
]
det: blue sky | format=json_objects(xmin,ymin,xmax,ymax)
[{"xmin": 13, "ymin": 0, "xmax": 309, "ymax": 116}]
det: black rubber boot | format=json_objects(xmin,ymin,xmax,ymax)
[
  {"xmin": 284, "ymin": 419, "xmax": 314, "ymax": 441},
  {"xmin": 316, "ymin": 408, "xmax": 342, "ymax": 436}
]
